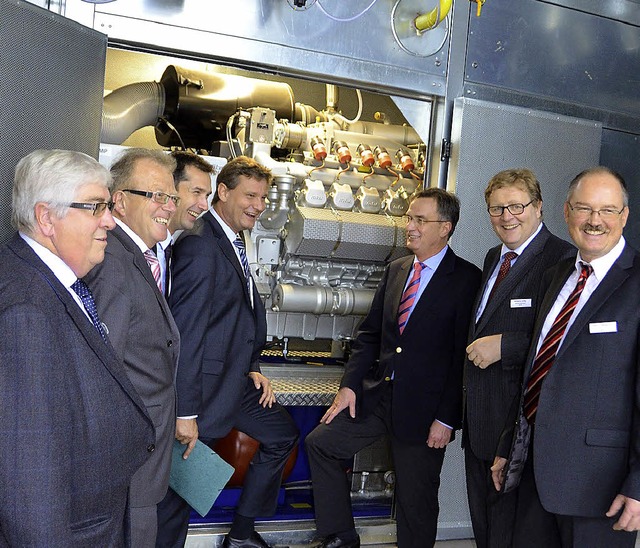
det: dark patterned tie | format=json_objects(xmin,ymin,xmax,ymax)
[
  {"xmin": 233, "ymin": 236, "xmax": 251, "ymax": 293},
  {"xmin": 144, "ymin": 249, "xmax": 162, "ymax": 292},
  {"xmin": 487, "ymin": 251, "xmax": 518, "ymax": 302},
  {"xmin": 164, "ymin": 242, "xmax": 173, "ymax": 297},
  {"xmin": 523, "ymin": 262, "xmax": 593, "ymax": 423},
  {"xmin": 398, "ymin": 262, "xmax": 425, "ymax": 334},
  {"xmin": 71, "ymin": 279, "xmax": 108, "ymax": 343}
]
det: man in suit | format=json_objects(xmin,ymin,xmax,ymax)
[
  {"xmin": 156, "ymin": 156, "xmax": 298, "ymax": 548},
  {"xmin": 493, "ymin": 167, "xmax": 640, "ymax": 547},
  {"xmin": 463, "ymin": 168, "xmax": 574, "ymax": 547},
  {"xmin": 0, "ymin": 149, "xmax": 155, "ymax": 546},
  {"xmin": 86, "ymin": 148, "xmax": 181, "ymax": 548},
  {"xmin": 305, "ymin": 188, "xmax": 482, "ymax": 548}
]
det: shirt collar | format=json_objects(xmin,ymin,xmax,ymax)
[
  {"xmin": 499, "ymin": 221, "xmax": 543, "ymax": 258},
  {"xmin": 576, "ymin": 236, "xmax": 626, "ymax": 282},
  {"xmin": 416, "ymin": 244, "xmax": 448, "ymax": 271},
  {"xmin": 114, "ymin": 217, "xmax": 149, "ymax": 253},
  {"xmin": 19, "ymin": 232, "xmax": 78, "ymax": 289},
  {"xmin": 210, "ymin": 205, "xmax": 240, "ymax": 243}
]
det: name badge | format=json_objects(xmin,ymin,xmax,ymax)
[
  {"xmin": 589, "ymin": 321, "xmax": 617, "ymax": 334},
  {"xmin": 510, "ymin": 298, "xmax": 532, "ymax": 308}
]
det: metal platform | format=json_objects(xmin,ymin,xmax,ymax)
[{"xmin": 263, "ymin": 364, "xmax": 342, "ymax": 407}]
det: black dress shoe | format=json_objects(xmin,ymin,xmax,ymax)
[
  {"xmin": 316, "ymin": 533, "xmax": 361, "ymax": 548},
  {"xmin": 222, "ymin": 531, "xmax": 273, "ymax": 548}
]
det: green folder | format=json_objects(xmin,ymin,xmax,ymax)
[{"xmin": 169, "ymin": 439, "xmax": 235, "ymax": 517}]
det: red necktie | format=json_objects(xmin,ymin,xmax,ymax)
[
  {"xmin": 487, "ymin": 251, "xmax": 518, "ymax": 302},
  {"xmin": 398, "ymin": 262, "xmax": 425, "ymax": 334},
  {"xmin": 144, "ymin": 249, "xmax": 162, "ymax": 292},
  {"xmin": 523, "ymin": 262, "xmax": 593, "ymax": 423}
]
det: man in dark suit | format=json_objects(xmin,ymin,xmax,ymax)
[
  {"xmin": 493, "ymin": 167, "xmax": 640, "ymax": 547},
  {"xmin": 86, "ymin": 148, "xmax": 181, "ymax": 548},
  {"xmin": 305, "ymin": 188, "xmax": 482, "ymax": 548},
  {"xmin": 0, "ymin": 149, "xmax": 155, "ymax": 546},
  {"xmin": 156, "ymin": 156, "xmax": 298, "ymax": 548},
  {"xmin": 463, "ymin": 168, "xmax": 574, "ymax": 548}
]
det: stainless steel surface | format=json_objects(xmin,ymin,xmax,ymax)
[
  {"xmin": 542, "ymin": 0, "xmax": 640, "ymax": 26},
  {"xmin": 64, "ymin": 0, "xmax": 449, "ymax": 98},
  {"xmin": 449, "ymin": 97, "xmax": 601, "ymax": 268},
  {"xmin": 262, "ymin": 365, "xmax": 342, "ymax": 407}
]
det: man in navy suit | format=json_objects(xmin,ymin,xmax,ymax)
[
  {"xmin": 463, "ymin": 169, "xmax": 574, "ymax": 548},
  {"xmin": 306, "ymin": 188, "xmax": 481, "ymax": 548},
  {"xmin": 0, "ymin": 149, "xmax": 155, "ymax": 546},
  {"xmin": 156, "ymin": 156, "xmax": 298, "ymax": 548},
  {"xmin": 493, "ymin": 167, "xmax": 640, "ymax": 547}
]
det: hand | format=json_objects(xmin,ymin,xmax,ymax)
[
  {"xmin": 248, "ymin": 371, "xmax": 276, "ymax": 408},
  {"xmin": 175, "ymin": 418, "xmax": 198, "ymax": 459},
  {"xmin": 491, "ymin": 456, "xmax": 508, "ymax": 491},
  {"xmin": 321, "ymin": 387, "xmax": 356, "ymax": 424},
  {"xmin": 467, "ymin": 334, "xmax": 503, "ymax": 369},
  {"xmin": 427, "ymin": 421, "xmax": 452, "ymax": 449},
  {"xmin": 606, "ymin": 494, "xmax": 640, "ymax": 531}
]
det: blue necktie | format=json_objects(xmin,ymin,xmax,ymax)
[
  {"xmin": 233, "ymin": 236, "xmax": 251, "ymax": 293},
  {"xmin": 71, "ymin": 279, "xmax": 108, "ymax": 343}
]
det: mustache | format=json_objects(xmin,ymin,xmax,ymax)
[{"xmin": 582, "ymin": 222, "xmax": 605, "ymax": 232}]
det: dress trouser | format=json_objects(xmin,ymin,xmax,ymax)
[
  {"xmin": 156, "ymin": 385, "xmax": 299, "ymax": 548},
  {"xmin": 513, "ymin": 441, "xmax": 637, "ymax": 548},
  {"xmin": 305, "ymin": 386, "xmax": 446, "ymax": 548},
  {"xmin": 464, "ymin": 446, "xmax": 517, "ymax": 548}
]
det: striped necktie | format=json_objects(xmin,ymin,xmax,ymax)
[
  {"xmin": 487, "ymin": 251, "xmax": 518, "ymax": 302},
  {"xmin": 523, "ymin": 262, "xmax": 592, "ymax": 423},
  {"xmin": 71, "ymin": 279, "xmax": 108, "ymax": 343},
  {"xmin": 144, "ymin": 249, "xmax": 162, "ymax": 292},
  {"xmin": 398, "ymin": 262, "xmax": 425, "ymax": 334},
  {"xmin": 233, "ymin": 236, "xmax": 251, "ymax": 293}
]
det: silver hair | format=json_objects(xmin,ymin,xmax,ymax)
[
  {"xmin": 12, "ymin": 149, "xmax": 111, "ymax": 234},
  {"xmin": 110, "ymin": 148, "xmax": 177, "ymax": 191}
]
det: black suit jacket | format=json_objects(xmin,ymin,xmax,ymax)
[
  {"xmin": 169, "ymin": 211, "xmax": 267, "ymax": 439},
  {"xmin": 86, "ymin": 225, "xmax": 180, "ymax": 508},
  {"xmin": 463, "ymin": 225, "xmax": 574, "ymax": 460},
  {"xmin": 340, "ymin": 247, "xmax": 481, "ymax": 443},
  {"xmin": 505, "ymin": 243, "xmax": 640, "ymax": 516},
  {"xmin": 0, "ymin": 234, "xmax": 154, "ymax": 547}
]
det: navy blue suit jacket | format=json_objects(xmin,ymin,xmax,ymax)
[{"xmin": 0, "ymin": 234, "xmax": 154, "ymax": 547}]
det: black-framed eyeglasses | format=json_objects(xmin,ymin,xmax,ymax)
[
  {"xmin": 122, "ymin": 189, "xmax": 181, "ymax": 206},
  {"xmin": 402, "ymin": 214, "xmax": 448, "ymax": 227},
  {"xmin": 566, "ymin": 202, "xmax": 626, "ymax": 220},
  {"xmin": 69, "ymin": 201, "xmax": 114, "ymax": 216},
  {"xmin": 487, "ymin": 200, "xmax": 534, "ymax": 217}
]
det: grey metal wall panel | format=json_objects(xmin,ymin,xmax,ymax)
[
  {"xmin": 600, "ymin": 129, "xmax": 640, "ymax": 250},
  {"xmin": 0, "ymin": 0, "xmax": 106, "ymax": 243},
  {"xmin": 449, "ymin": 98, "xmax": 601, "ymax": 268},
  {"xmin": 465, "ymin": 0, "xmax": 640, "ymax": 121}
]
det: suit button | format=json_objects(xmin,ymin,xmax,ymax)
[
  {"xmin": 396, "ymin": 347, "xmax": 402, "ymax": 353},
  {"xmin": 147, "ymin": 444, "xmax": 155, "ymax": 453},
  {"xmin": 167, "ymin": 340, "xmax": 173, "ymax": 347},
  {"xmin": 385, "ymin": 376, "xmax": 392, "ymax": 382}
]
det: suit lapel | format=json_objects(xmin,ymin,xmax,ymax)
[
  {"xmin": 556, "ymin": 245, "xmax": 634, "ymax": 360},
  {"xmin": 390, "ymin": 256, "xmax": 414, "ymax": 332},
  {"xmin": 7, "ymin": 235, "xmax": 151, "ymax": 420},
  {"xmin": 111, "ymin": 225, "xmax": 177, "ymax": 331}
]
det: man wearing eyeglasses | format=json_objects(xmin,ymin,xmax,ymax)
[
  {"xmin": 85, "ymin": 148, "xmax": 181, "ymax": 548},
  {"xmin": 0, "ymin": 149, "xmax": 155, "ymax": 546},
  {"xmin": 492, "ymin": 167, "xmax": 640, "ymax": 547},
  {"xmin": 306, "ymin": 188, "xmax": 481, "ymax": 548},
  {"xmin": 463, "ymin": 168, "xmax": 574, "ymax": 548}
]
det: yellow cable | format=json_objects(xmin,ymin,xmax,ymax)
[{"xmin": 414, "ymin": 0, "xmax": 453, "ymax": 31}]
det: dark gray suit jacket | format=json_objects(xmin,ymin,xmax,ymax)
[
  {"xmin": 169, "ymin": 211, "xmax": 267, "ymax": 438},
  {"xmin": 506, "ymin": 243, "xmax": 640, "ymax": 516},
  {"xmin": 0, "ymin": 234, "xmax": 154, "ymax": 547},
  {"xmin": 463, "ymin": 225, "xmax": 574, "ymax": 460},
  {"xmin": 86, "ymin": 224, "xmax": 180, "ymax": 508},
  {"xmin": 340, "ymin": 247, "xmax": 481, "ymax": 442}
]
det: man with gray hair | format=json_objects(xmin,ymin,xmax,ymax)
[
  {"xmin": 86, "ymin": 148, "xmax": 181, "ymax": 548},
  {"xmin": 0, "ymin": 149, "xmax": 155, "ymax": 546}
]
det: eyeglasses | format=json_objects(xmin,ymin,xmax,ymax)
[
  {"xmin": 487, "ymin": 200, "xmax": 534, "ymax": 217},
  {"xmin": 402, "ymin": 214, "xmax": 447, "ymax": 227},
  {"xmin": 69, "ymin": 201, "xmax": 114, "ymax": 216},
  {"xmin": 122, "ymin": 189, "xmax": 181, "ymax": 206},
  {"xmin": 566, "ymin": 202, "xmax": 626, "ymax": 219}
]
